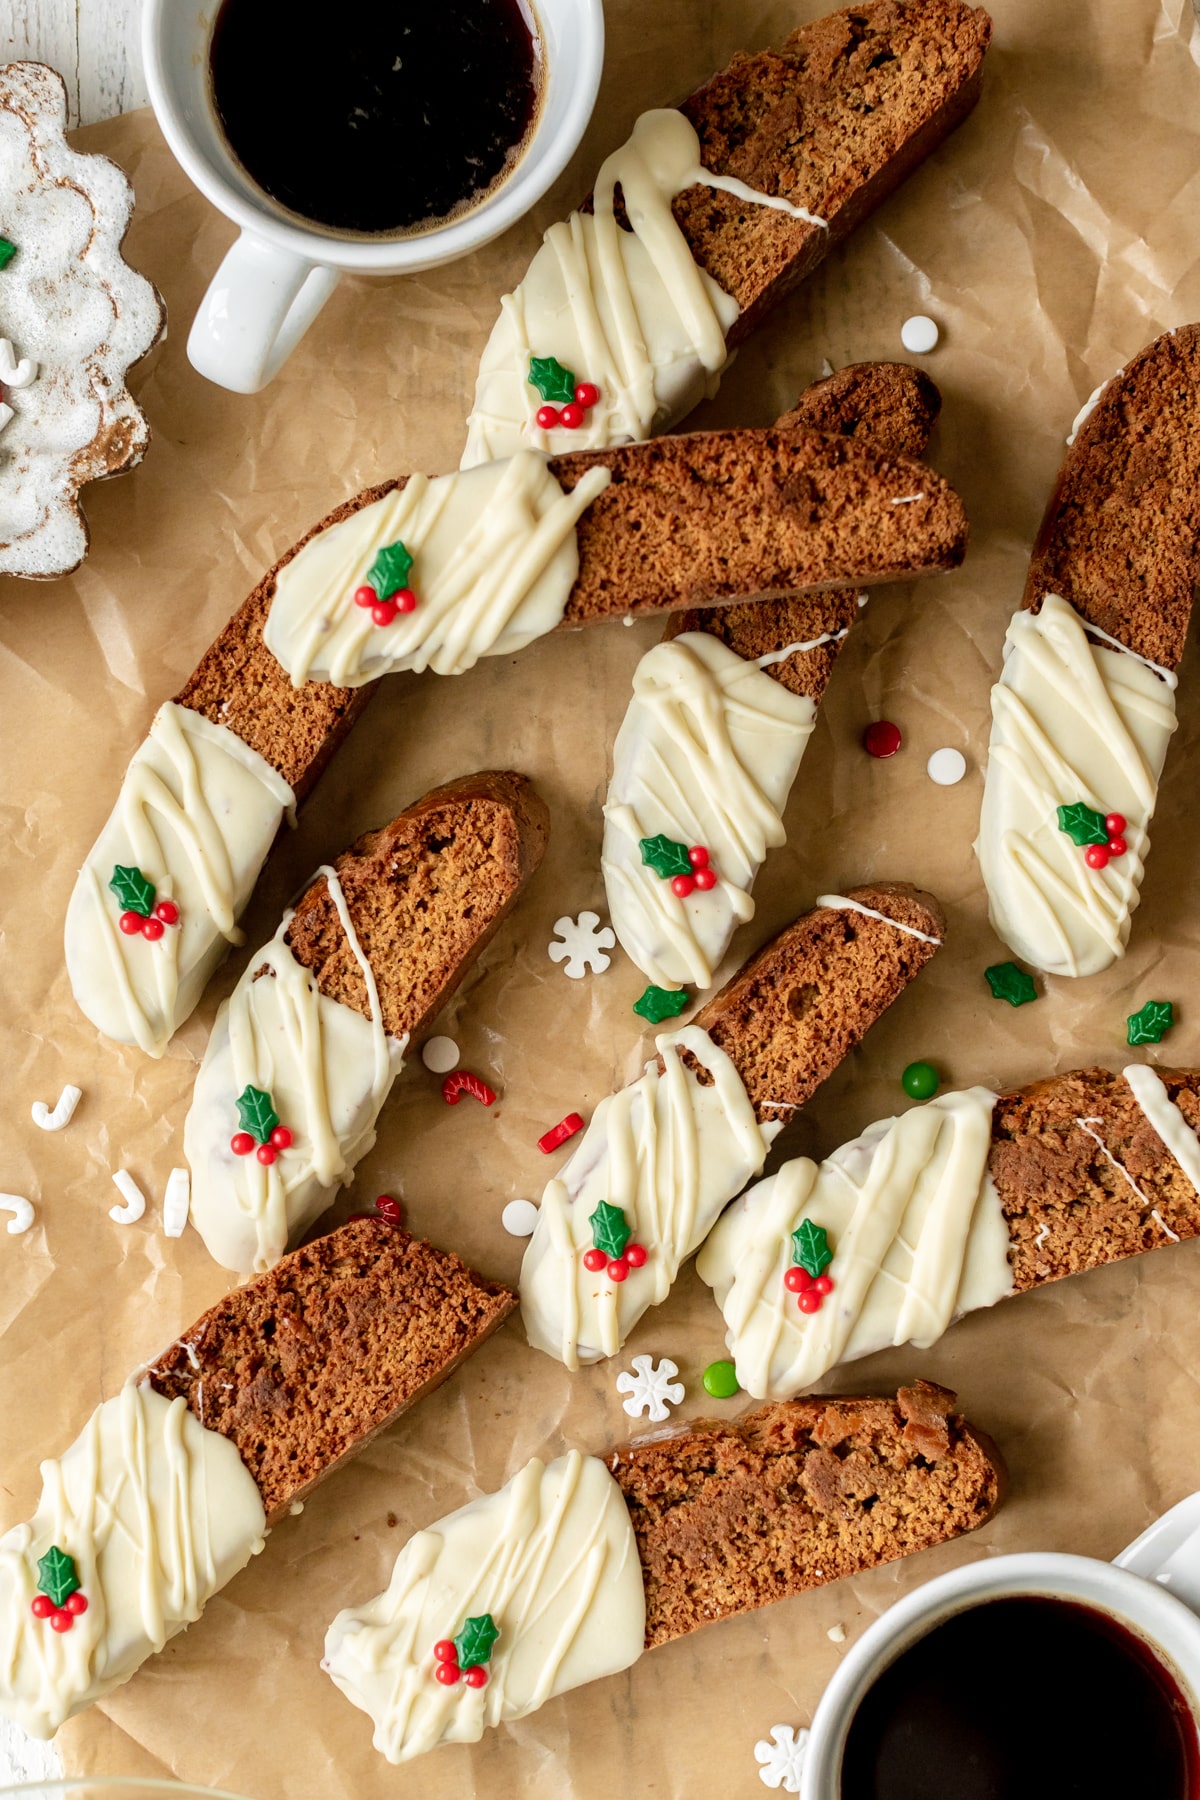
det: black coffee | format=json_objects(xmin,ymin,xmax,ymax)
[
  {"xmin": 209, "ymin": 0, "xmax": 542, "ymax": 236},
  {"xmin": 840, "ymin": 1596, "xmax": 1199, "ymax": 1800}
]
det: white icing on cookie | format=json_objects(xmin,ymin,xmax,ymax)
[
  {"xmin": 65, "ymin": 703, "xmax": 295, "ymax": 1057},
  {"xmin": 520, "ymin": 1025, "xmax": 777, "ymax": 1369},
  {"xmin": 1123, "ymin": 1064, "xmax": 1200, "ymax": 1196},
  {"xmin": 602, "ymin": 633, "xmax": 815, "ymax": 989},
  {"xmin": 323, "ymin": 1450, "xmax": 644, "ymax": 1764},
  {"xmin": 976, "ymin": 594, "xmax": 1177, "ymax": 977},
  {"xmin": 264, "ymin": 451, "xmax": 610, "ymax": 687},
  {"xmin": 697, "ymin": 1088, "xmax": 1012, "ymax": 1399},
  {"xmin": 0, "ymin": 1383, "xmax": 265, "ymax": 1739},
  {"xmin": 462, "ymin": 108, "xmax": 826, "ymax": 467},
  {"xmin": 815, "ymin": 893, "xmax": 942, "ymax": 945},
  {"xmin": 186, "ymin": 864, "xmax": 405, "ymax": 1275}
]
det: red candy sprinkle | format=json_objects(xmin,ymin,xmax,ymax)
[
  {"xmin": 375, "ymin": 1195, "xmax": 403, "ymax": 1226},
  {"xmin": 784, "ymin": 1267, "xmax": 812, "ymax": 1293},
  {"xmin": 798, "ymin": 1290, "xmax": 822, "ymax": 1314},
  {"xmin": 230, "ymin": 1132, "xmax": 255, "ymax": 1157},
  {"xmin": 119, "ymin": 910, "xmax": 142, "ymax": 935},
  {"xmin": 354, "ymin": 585, "xmax": 377, "ymax": 608},
  {"xmin": 607, "ymin": 1258, "xmax": 629, "ymax": 1282},
  {"xmin": 625, "ymin": 1243, "xmax": 648, "ymax": 1269},
  {"xmin": 434, "ymin": 1640, "xmax": 457, "ymax": 1662},
  {"xmin": 693, "ymin": 866, "xmax": 718, "ymax": 891},
  {"xmin": 671, "ymin": 874, "xmax": 695, "ymax": 898},
  {"xmin": 574, "ymin": 382, "xmax": 600, "ymax": 409},
  {"xmin": 140, "ymin": 915, "xmax": 165, "ymax": 941},
  {"xmin": 464, "ymin": 1665, "xmax": 489, "ymax": 1688},
  {"xmin": 256, "ymin": 1144, "xmax": 277, "ymax": 1166},
  {"xmin": 371, "ymin": 601, "xmax": 397, "ymax": 628},
  {"xmin": 50, "ymin": 1609, "xmax": 73, "ymax": 1632},
  {"xmin": 65, "ymin": 1591, "xmax": 88, "ymax": 1615},
  {"xmin": 814, "ymin": 1274, "xmax": 834, "ymax": 1296},
  {"xmin": 559, "ymin": 401, "xmax": 585, "ymax": 430},
  {"xmin": 394, "ymin": 588, "xmax": 418, "ymax": 614},
  {"xmin": 688, "ymin": 846, "xmax": 710, "ymax": 869},
  {"xmin": 583, "ymin": 1248, "xmax": 607, "ymax": 1272},
  {"xmin": 1106, "ymin": 813, "xmax": 1127, "ymax": 836},
  {"xmin": 536, "ymin": 404, "xmax": 560, "ymax": 430},
  {"xmin": 270, "ymin": 1126, "xmax": 294, "ymax": 1150},
  {"xmin": 1107, "ymin": 836, "xmax": 1127, "ymax": 858},
  {"xmin": 30, "ymin": 1595, "xmax": 52, "ymax": 1619},
  {"xmin": 435, "ymin": 1662, "xmax": 461, "ymax": 1686},
  {"xmin": 538, "ymin": 1112, "xmax": 585, "ymax": 1154},
  {"xmin": 1085, "ymin": 845, "xmax": 1110, "ymax": 870},
  {"xmin": 442, "ymin": 1070, "xmax": 497, "ymax": 1108},
  {"xmin": 863, "ymin": 720, "xmax": 903, "ymax": 759},
  {"xmin": 154, "ymin": 899, "xmax": 180, "ymax": 926}
]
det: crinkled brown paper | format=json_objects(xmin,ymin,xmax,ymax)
[{"xmin": 4, "ymin": 0, "xmax": 1200, "ymax": 1792}]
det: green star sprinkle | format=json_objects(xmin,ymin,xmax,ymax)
[
  {"xmin": 36, "ymin": 1545, "xmax": 80, "ymax": 1608},
  {"xmin": 985, "ymin": 962, "xmax": 1038, "ymax": 1007},
  {"xmin": 109, "ymin": 864, "xmax": 156, "ymax": 917},
  {"xmin": 1127, "ymin": 1000, "xmax": 1175, "ymax": 1047},
  {"xmin": 1056, "ymin": 801, "xmax": 1108, "ymax": 847},
  {"xmin": 791, "ymin": 1218, "xmax": 832, "ymax": 1279},
  {"xmin": 366, "ymin": 539, "xmax": 413, "ymax": 600},
  {"xmin": 589, "ymin": 1200, "xmax": 631, "ymax": 1260},
  {"xmin": 638, "ymin": 834, "xmax": 693, "ymax": 880},
  {"xmin": 632, "ymin": 984, "xmax": 689, "ymax": 1024},
  {"xmin": 528, "ymin": 355, "xmax": 577, "ymax": 405},
  {"xmin": 0, "ymin": 237, "xmax": 16, "ymax": 271},
  {"xmin": 453, "ymin": 1613, "xmax": 500, "ymax": 1668},
  {"xmin": 235, "ymin": 1084, "xmax": 280, "ymax": 1145}
]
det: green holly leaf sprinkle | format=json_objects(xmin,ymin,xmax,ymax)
[
  {"xmin": 1056, "ymin": 801, "xmax": 1108, "ymax": 847},
  {"xmin": 235, "ymin": 1084, "xmax": 280, "ymax": 1145},
  {"xmin": 366, "ymin": 538, "xmax": 414, "ymax": 600},
  {"xmin": 0, "ymin": 237, "xmax": 16, "ymax": 271},
  {"xmin": 639, "ymin": 834, "xmax": 693, "ymax": 880},
  {"xmin": 453, "ymin": 1612, "xmax": 500, "ymax": 1668},
  {"xmin": 589, "ymin": 1200, "xmax": 632, "ymax": 1260},
  {"xmin": 632, "ymin": 984, "xmax": 689, "ymax": 1024},
  {"xmin": 528, "ymin": 355, "xmax": 577, "ymax": 405},
  {"xmin": 1127, "ymin": 1000, "xmax": 1175, "ymax": 1047},
  {"xmin": 791, "ymin": 1218, "xmax": 832, "ymax": 1279},
  {"xmin": 985, "ymin": 962, "xmax": 1038, "ymax": 1008},
  {"xmin": 37, "ymin": 1545, "xmax": 80, "ymax": 1608},
  {"xmin": 109, "ymin": 864, "xmax": 156, "ymax": 917}
]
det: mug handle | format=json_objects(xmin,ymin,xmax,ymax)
[
  {"xmin": 1115, "ymin": 1491, "xmax": 1200, "ymax": 1616},
  {"xmin": 186, "ymin": 230, "xmax": 342, "ymax": 394}
]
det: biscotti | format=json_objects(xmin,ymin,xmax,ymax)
[
  {"xmin": 520, "ymin": 883, "xmax": 944, "ymax": 1369},
  {"xmin": 185, "ymin": 771, "xmax": 548, "ymax": 1275},
  {"xmin": 700, "ymin": 1063, "xmax": 1200, "ymax": 1399},
  {"xmin": 0, "ymin": 1218, "xmax": 514, "ymax": 1738},
  {"xmin": 322, "ymin": 1382, "xmax": 1002, "ymax": 1763},
  {"xmin": 977, "ymin": 324, "xmax": 1198, "ymax": 979},
  {"xmin": 462, "ymin": 0, "xmax": 990, "ymax": 463},
  {"xmin": 606, "ymin": 364, "xmax": 942, "ymax": 990}
]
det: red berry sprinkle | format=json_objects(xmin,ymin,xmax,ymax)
[
  {"xmin": 688, "ymin": 846, "xmax": 710, "ymax": 868},
  {"xmin": 230, "ymin": 1132, "xmax": 255, "ymax": 1157},
  {"xmin": 535, "ymin": 404, "xmax": 560, "ymax": 430},
  {"xmin": 371, "ymin": 601, "xmax": 397, "ymax": 628},
  {"xmin": 607, "ymin": 1258, "xmax": 630, "ymax": 1283},
  {"xmin": 50, "ymin": 1609, "xmax": 73, "ymax": 1632},
  {"xmin": 119, "ymin": 910, "xmax": 143, "ymax": 935},
  {"xmin": 435, "ymin": 1661, "xmax": 461, "ymax": 1685},
  {"xmin": 394, "ymin": 588, "xmax": 418, "ymax": 615},
  {"xmin": 559, "ymin": 402, "xmax": 585, "ymax": 430},
  {"xmin": 671, "ymin": 874, "xmax": 696, "ymax": 898},
  {"xmin": 1107, "ymin": 836, "xmax": 1127, "ymax": 858},
  {"xmin": 574, "ymin": 382, "xmax": 600, "ymax": 410},
  {"xmin": 583, "ymin": 1247, "xmax": 607, "ymax": 1272},
  {"xmin": 154, "ymin": 899, "xmax": 180, "ymax": 925},
  {"xmin": 433, "ymin": 1639, "xmax": 457, "ymax": 1663},
  {"xmin": 270, "ymin": 1126, "xmax": 293, "ymax": 1150},
  {"xmin": 625, "ymin": 1242, "xmax": 648, "ymax": 1269},
  {"xmin": 693, "ymin": 866, "xmax": 718, "ymax": 891},
  {"xmin": 30, "ymin": 1594, "xmax": 52, "ymax": 1619},
  {"xmin": 538, "ymin": 1113, "xmax": 585, "ymax": 1154},
  {"xmin": 1105, "ymin": 813, "xmax": 1127, "ymax": 836},
  {"xmin": 375, "ymin": 1195, "xmax": 403, "ymax": 1226},
  {"xmin": 140, "ymin": 914, "xmax": 165, "ymax": 941},
  {"xmin": 1085, "ymin": 844, "xmax": 1110, "ymax": 870},
  {"xmin": 464, "ymin": 1665, "xmax": 489, "ymax": 1688},
  {"xmin": 65, "ymin": 1591, "xmax": 88, "ymax": 1615},
  {"xmin": 863, "ymin": 720, "xmax": 903, "ymax": 759},
  {"xmin": 354, "ymin": 585, "xmax": 377, "ymax": 608},
  {"xmin": 814, "ymin": 1274, "xmax": 834, "ymax": 1296},
  {"xmin": 256, "ymin": 1143, "xmax": 277, "ymax": 1166},
  {"xmin": 442, "ymin": 1070, "xmax": 497, "ymax": 1108},
  {"xmin": 784, "ymin": 1266, "xmax": 812, "ymax": 1293},
  {"xmin": 798, "ymin": 1290, "xmax": 822, "ymax": 1314}
]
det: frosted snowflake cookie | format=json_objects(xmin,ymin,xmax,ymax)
[{"xmin": 0, "ymin": 63, "xmax": 165, "ymax": 579}]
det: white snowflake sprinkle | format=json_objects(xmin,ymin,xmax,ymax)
[
  {"xmin": 615, "ymin": 1354, "xmax": 684, "ymax": 1422},
  {"xmin": 548, "ymin": 911, "xmax": 616, "ymax": 979},
  {"xmin": 754, "ymin": 1723, "xmax": 811, "ymax": 1792}
]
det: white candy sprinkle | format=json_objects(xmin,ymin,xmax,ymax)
[
  {"xmin": 501, "ymin": 1198, "xmax": 540, "ymax": 1237},
  {"xmin": 31, "ymin": 1084, "xmax": 82, "ymax": 1131},
  {"xmin": 926, "ymin": 747, "xmax": 967, "ymax": 786},
  {"xmin": 616, "ymin": 1354, "xmax": 685, "ymax": 1422},
  {"xmin": 0, "ymin": 1193, "xmax": 35, "ymax": 1235},
  {"xmin": 109, "ymin": 1169, "xmax": 147, "ymax": 1225},
  {"xmin": 828, "ymin": 1622, "xmax": 847, "ymax": 1644},
  {"xmin": 162, "ymin": 1167, "xmax": 191, "ymax": 1238},
  {"xmin": 421, "ymin": 1035, "xmax": 460, "ymax": 1074},
  {"xmin": 548, "ymin": 911, "xmax": 616, "ymax": 979},
  {"xmin": 754, "ymin": 1724, "xmax": 811, "ymax": 1791},
  {"xmin": 900, "ymin": 314, "xmax": 940, "ymax": 354}
]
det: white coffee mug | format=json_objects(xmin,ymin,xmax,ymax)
[
  {"xmin": 141, "ymin": 0, "xmax": 604, "ymax": 394},
  {"xmin": 800, "ymin": 1490, "xmax": 1200, "ymax": 1796}
]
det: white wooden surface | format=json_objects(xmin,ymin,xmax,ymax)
[{"xmin": 3, "ymin": 0, "xmax": 147, "ymax": 127}]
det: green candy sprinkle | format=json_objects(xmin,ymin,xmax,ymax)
[
  {"xmin": 638, "ymin": 834, "xmax": 692, "ymax": 880},
  {"xmin": 528, "ymin": 355, "xmax": 577, "ymax": 405},
  {"xmin": 791, "ymin": 1218, "xmax": 833, "ymax": 1278},
  {"xmin": 902, "ymin": 1060, "xmax": 940, "ymax": 1100},
  {"xmin": 984, "ymin": 961, "xmax": 1038, "ymax": 1007},
  {"xmin": 0, "ymin": 237, "xmax": 16, "ymax": 271},
  {"xmin": 702, "ymin": 1360, "xmax": 740, "ymax": 1399},
  {"xmin": 1127, "ymin": 1000, "xmax": 1174, "ymax": 1047},
  {"xmin": 1056, "ymin": 801, "xmax": 1108, "ymax": 848},
  {"xmin": 633, "ymin": 984, "xmax": 689, "ymax": 1024}
]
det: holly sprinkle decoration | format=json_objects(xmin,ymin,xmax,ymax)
[
  {"xmin": 31, "ymin": 1545, "xmax": 88, "ymax": 1631},
  {"xmin": 0, "ymin": 237, "xmax": 15, "ymax": 271},
  {"xmin": 633, "ymin": 984, "xmax": 689, "ymax": 1025},
  {"xmin": 353, "ymin": 538, "xmax": 417, "ymax": 628},
  {"xmin": 583, "ymin": 1199, "xmax": 647, "ymax": 1283},
  {"xmin": 985, "ymin": 961, "xmax": 1038, "ymax": 1008},
  {"xmin": 639, "ymin": 835, "xmax": 720, "ymax": 897},
  {"xmin": 786, "ymin": 1218, "xmax": 835, "ymax": 1315},
  {"xmin": 528, "ymin": 355, "xmax": 601, "ymax": 431},
  {"xmin": 1127, "ymin": 1000, "xmax": 1175, "ymax": 1047},
  {"xmin": 1057, "ymin": 802, "xmax": 1128, "ymax": 871},
  {"xmin": 433, "ymin": 1612, "xmax": 500, "ymax": 1687},
  {"xmin": 109, "ymin": 864, "xmax": 181, "ymax": 939},
  {"xmin": 230, "ymin": 1084, "xmax": 292, "ymax": 1165}
]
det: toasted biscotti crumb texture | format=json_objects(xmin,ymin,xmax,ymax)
[
  {"xmin": 612, "ymin": 1382, "xmax": 1004, "ymax": 1649},
  {"xmin": 991, "ymin": 1068, "xmax": 1200, "ymax": 1291},
  {"xmin": 148, "ymin": 1220, "xmax": 515, "ymax": 1522},
  {"xmin": 776, "ymin": 361, "xmax": 942, "ymax": 459}
]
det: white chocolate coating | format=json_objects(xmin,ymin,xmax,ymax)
[
  {"xmin": 65, "ymin": 703, "xmax": 295, "ymax": 1057},
  {"xmin": 520, "ymin": 1024, "xmax": 776, "ymax": 1369},
  {"xmin": 976, "ymin": 594, "xmax": 1177, "ymax": 977},
  {"xmin": 186, "ymin": 865, "xmax": 405, "ymax": 1275},
  {"xmin": 697, "ymin": 1088, "xmax": 1013, "ymax": 1399},
  {"xmin": 461, "ymin": 109, "xmax": 825, "ymax": 467},
  {"xmin": 263, "ymin": 451, "xmax": 610, "ymax": 687},
  {"xmin": 602, "ymin": 632, "xmax": 816, "ymax": 989},
  {"xmin": 323, "ymin": 1451, "xmax": 644, "ymax": 1765},
  {"xmin": 0, "ymin": 1383, "xmax": 265, "ymax": 1739},
  {"xmin": 1123, "ymin": 1064, "xmax": 1200, "ymax": 1196}
]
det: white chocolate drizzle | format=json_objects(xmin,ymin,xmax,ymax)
[
  {"xmin": 323, "ymin": 1451, "xmax": 645, "ymax": 1764},
  {"xmin": 462, "ymin": 108, "xmax": 826, "ymax": 467},
  {"xmin": 1075, "ymin": 1116, "xmax": 1149, "ymax": 1203},
  {"xmin": 519, "ymin": 1025, "xmax": 776, "ymax": 1369},
  {"xmin": 602, "ymin": 633, "xmax": 816, "ymax": 989},
  {"xmin": 697, "ymin": 1088, "xmax": 1012, "ymax": 1400},
  {"xmin": 65, "ymin": 703, "xmax": 295, "ymax": 1057},
  {"xmin": 976, "ymin": 594, "xmax": 1177, "ymax": 978},
  {"xmin": 186, "ymin": 864, "xmax": 405, "ymax": 1275},
  {"xmin": 0, "ymin": 1383, "xmax": 265, "ymax": 1739},
  {"xmin": 263, "ymin": 451, "xmax": 611, "ymax": 688},
  {"xmin": 815, "ymin": 894, "xmax": 942, "ymax": 946},
  {"xmin": 1123, "ymin": 1064, "xmax": 1200, "ymax": 1197}
]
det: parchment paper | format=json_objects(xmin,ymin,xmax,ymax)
[{"xmin": 5, "ymin": 0, "xmax": 1200, "ymax": 1792}]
